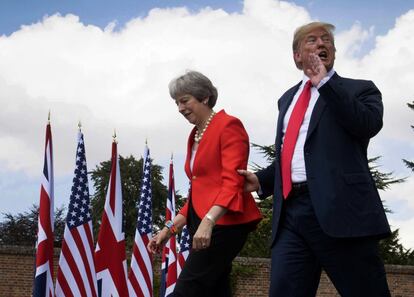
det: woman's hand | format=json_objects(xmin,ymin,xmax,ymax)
[
  {"xmin": 192, "ymin": 217, "xmax": 215, "ymax": 251},
  {"xmin": 147, "ymin": 227, "xmax": 170, "ymax": 254},
  {"xmin": 148, "ymin": 214, "xmax": 187, "ymax": 254}
]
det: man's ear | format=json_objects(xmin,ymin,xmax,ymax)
[
  {"xmin": 293, "ymin": 51, "xmax": 303, "ymax": 70},
  {"xmin": 293, "ymin": 51, "xmax": 301, "ymax": 64}
]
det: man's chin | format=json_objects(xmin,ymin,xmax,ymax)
[
  {"xmin": 322, "ymin": 60, "xmax": 334, "ymax": 71},
  {"xmin": 320, "ymin": 62, "xmax": 332, "ymax": 72}
]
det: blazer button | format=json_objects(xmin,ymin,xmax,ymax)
[{"xmin": 192, "ymin": 175, "xmax": 197, "ymax": 180}]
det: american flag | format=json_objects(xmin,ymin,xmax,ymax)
[
  {"xmin": 94, "ymin": 139, "xmax": 129, "ymax": 297},
  {"xmin": 160, "ymin": 159, "xmax": 178, "ymax": 297},
  {"xmin": 33, "ymin": 121, "xmax": 54, "ymax": 297},
  {"xmin": 177, "ymin": 225, "xmax": 190, "ymax": 277},
  {"xmin": 55, "ymin": 131, "xmax": 98, "ymax": 297},
  {"xmin": 128, "ymin": 145, "xmax": 153, "ymax": 297}
]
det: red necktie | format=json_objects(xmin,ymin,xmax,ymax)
[{"xmin": 281, "ymin": 80, "xmax": 312, "ymax": 199}]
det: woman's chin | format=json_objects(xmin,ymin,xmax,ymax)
[{"xmin": 185, "ymin": 115, "xmax": 196, "ymax": 125}]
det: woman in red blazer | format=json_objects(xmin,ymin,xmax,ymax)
[{"xmin": 148, "ymin": 70, "xmax": 261, "ymax": 296}]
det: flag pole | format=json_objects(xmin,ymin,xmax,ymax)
[{"xmin": 113, "ymin": 129, "xmax": 117, "ymax": 143}]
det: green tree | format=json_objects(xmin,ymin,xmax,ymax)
[
  {"xmin": 403, "ymin": 101, "xmax": 414, "ymax": 172},
  {"xmin": 0, "ymin": 204, "xmax": 66, "ymax": 247},
  {"xmin": 241, "ymin": 144, "xmax": 414, "ymax": 265},
  {"xmin": 90, "ymin": 154, "xmax": 182, "ymax": 249}
]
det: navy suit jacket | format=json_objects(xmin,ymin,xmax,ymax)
[{"xmin": 257, "ymin": 73, "xmax": 390, "ymax": 246}]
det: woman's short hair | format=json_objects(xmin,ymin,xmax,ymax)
[
  {"xmin": 168, "ymin": 70, "xmax": 218, "ymax": 108},
  {"xmin": 292, "ymin": 22, "xmax": 336, "ymax": 69}
]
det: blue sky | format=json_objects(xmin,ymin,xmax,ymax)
[
  {"xmin": 0, "ymin": 0, "xmax": 242, "ymax": 35},
  {"xmin": 0, "ymin": 0, "xmax": 413, "ymax": 248},
  {"xmin": 1, "ymin": 0, "xmax": 413, "ymax": 36}
]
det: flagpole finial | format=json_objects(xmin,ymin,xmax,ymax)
[
  {"xmin": 78, "ymin": 121, "xmax": 82, "ymax": 132},
  {"xmin": 145, "ymin": 138, "xmax": 148, "ymax": 145},
  {"xmin": 113, "ymin": 129, "xmax": 117, "ymax": 143},
  {"xmin": 171, "ymin": 152, "xmax": 173, "ymax": 161},
  {"xmin": 48, "ymin": 110, "xmax": 51, "ymax": 123}
]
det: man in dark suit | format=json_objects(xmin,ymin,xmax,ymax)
[{"xmin": 238, "ymin": 22, "xmax": 391, "ymax": 296}]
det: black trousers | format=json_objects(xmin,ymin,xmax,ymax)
[
  {"xmin": 269, "ymin": 190, "xmax": 391, "ymax": 297},
  {"xmin": 172, "ymin": 206, "xmax": 249, "ymax": 297}
]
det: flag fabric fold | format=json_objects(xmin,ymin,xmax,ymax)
[
  {"xmin": 160, "ymin": 160, "xmax": 178, "ymax": 297},
  {"xmin": 33, "ymin": 122, "xmax": 55, "ymax": 297},
  {"xmin": 94, "ymin": 140, "xmax": 129, "ymax": 297},
  {"xmin": 128, "ymin": 145, "xmax": 154, "ymax": 297},
  {"xmin": 55, "ymin": 131, "xmax": 98, "ymax": 297},
  {"xmin": 177, "ymin": 225, "xmax": 190, "ymax": 277}
]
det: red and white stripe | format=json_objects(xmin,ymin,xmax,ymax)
[
  {"xmin": 55, "ymin": 222, "xmax": 98, "ymax": 296},
  {"xmin": 128, "ymin": 145, "xmax": 153, "ymax": 297},
  {"xmin": 55, "ymin": 131, "xmax": 98, "ymax": 297},
  {"xmin": 128, "ymin": 232, "xmax": 153, "ymax": 297}
]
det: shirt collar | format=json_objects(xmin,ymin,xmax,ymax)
[{"xmin": 302, "ymin": 68, "xmax": 336, "ymax": 86}]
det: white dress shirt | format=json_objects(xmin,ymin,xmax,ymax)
[{"xmin": 281, "ymin": 69, "xmax": 335, "ymax": 183}]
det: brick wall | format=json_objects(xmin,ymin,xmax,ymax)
[
  {"xmin": 233, "ymin": 257, "xmax": 414, "ymax": 297},
  {"xmin": 1, "ymin": 245, "xmax": 413, "ymax": 297},
  {"xmin": 0, "ymin": 245, "xmax": 59, "ymax": 297}
]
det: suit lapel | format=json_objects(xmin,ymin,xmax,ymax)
[
  {"xmin": 305, "ymin": 73, "xmax": 339, "ymax": 141},
  {"xmin": 276, "ymin": 82, "xmax": 301, "ymax": 149},
  {"xmin": 305, "ymin": 94, "xmax": 326, "ymax": 141}
]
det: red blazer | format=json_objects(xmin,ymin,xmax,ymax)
[{"xmin": 179, "ymin": 110, "xmax": 262, "ymax": 226}]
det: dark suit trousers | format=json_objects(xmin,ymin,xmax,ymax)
[
  {"xmin": 173, "ymin": 204, "xmax": 249, "ymax": 297},
  {"xmin": 270, "ymin": 190, "xmax": 391, "ymax": 297}
]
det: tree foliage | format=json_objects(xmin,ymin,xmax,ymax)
[
  {"xmin": 241, "ymin": 143, "xmax": 414, "ymax": 265},
  {"xmin": 369, "ymin": 156, "xmax": 405, "ymax": 191},
  {"xmin": 379, "ymin": 229, "xmax": 414, "ymax": 265},
  {"xmin": 403, "ymin": 101, "xmax": 414, "ymax": 172},
  {"xmin": 0, "ymin": 204, "xmax": 66, "ymax": 247}
]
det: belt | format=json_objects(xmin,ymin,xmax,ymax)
[{"xmin": 290, "ymin": 182, "xmax": 308, "ymax": 197}]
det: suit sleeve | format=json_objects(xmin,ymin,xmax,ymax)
[
  {"xmin": 318, "ymin": 78, "xmax": 383, "ymax": 139},
  {"xmin": 212, "ymin": 118, "xmax": 250, "ymax": 213},
  {"xmin": 255, "ymin": 161, "xmax": 276, "ymax": 199}
]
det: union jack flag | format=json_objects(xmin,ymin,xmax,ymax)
[
  {"xmin": 94, "ymin": 139, "xmax": 129, "ymax": 297},
  {"xmin": 128, "ymin": 145, "xmax": 153, "ymax": 297},
  {"xmin": 33, "ymin": 120, "xmax": 54, "ymax": 297},
  {"xmin": 55, "ymin": 130, "xmax": 98, "ymax": 297},
  {"xmin": 160, "ymin": 158, "xmax": 177, "ymax": 297},
  {"xmin": 177, "ymin": 225, "xmax": 190, "ymax": 277}
]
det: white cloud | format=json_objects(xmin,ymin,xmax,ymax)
[
  {"xmin": 390, "ymin": 216, "xmax": 414, "ymax": 251},
  {"xmin": 0, "ymin": 0, "xmax": 413, "ymax": 246},
  {"xmin": 0, "ymin": 0, "xmax": 312, "ymax": 177}
]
